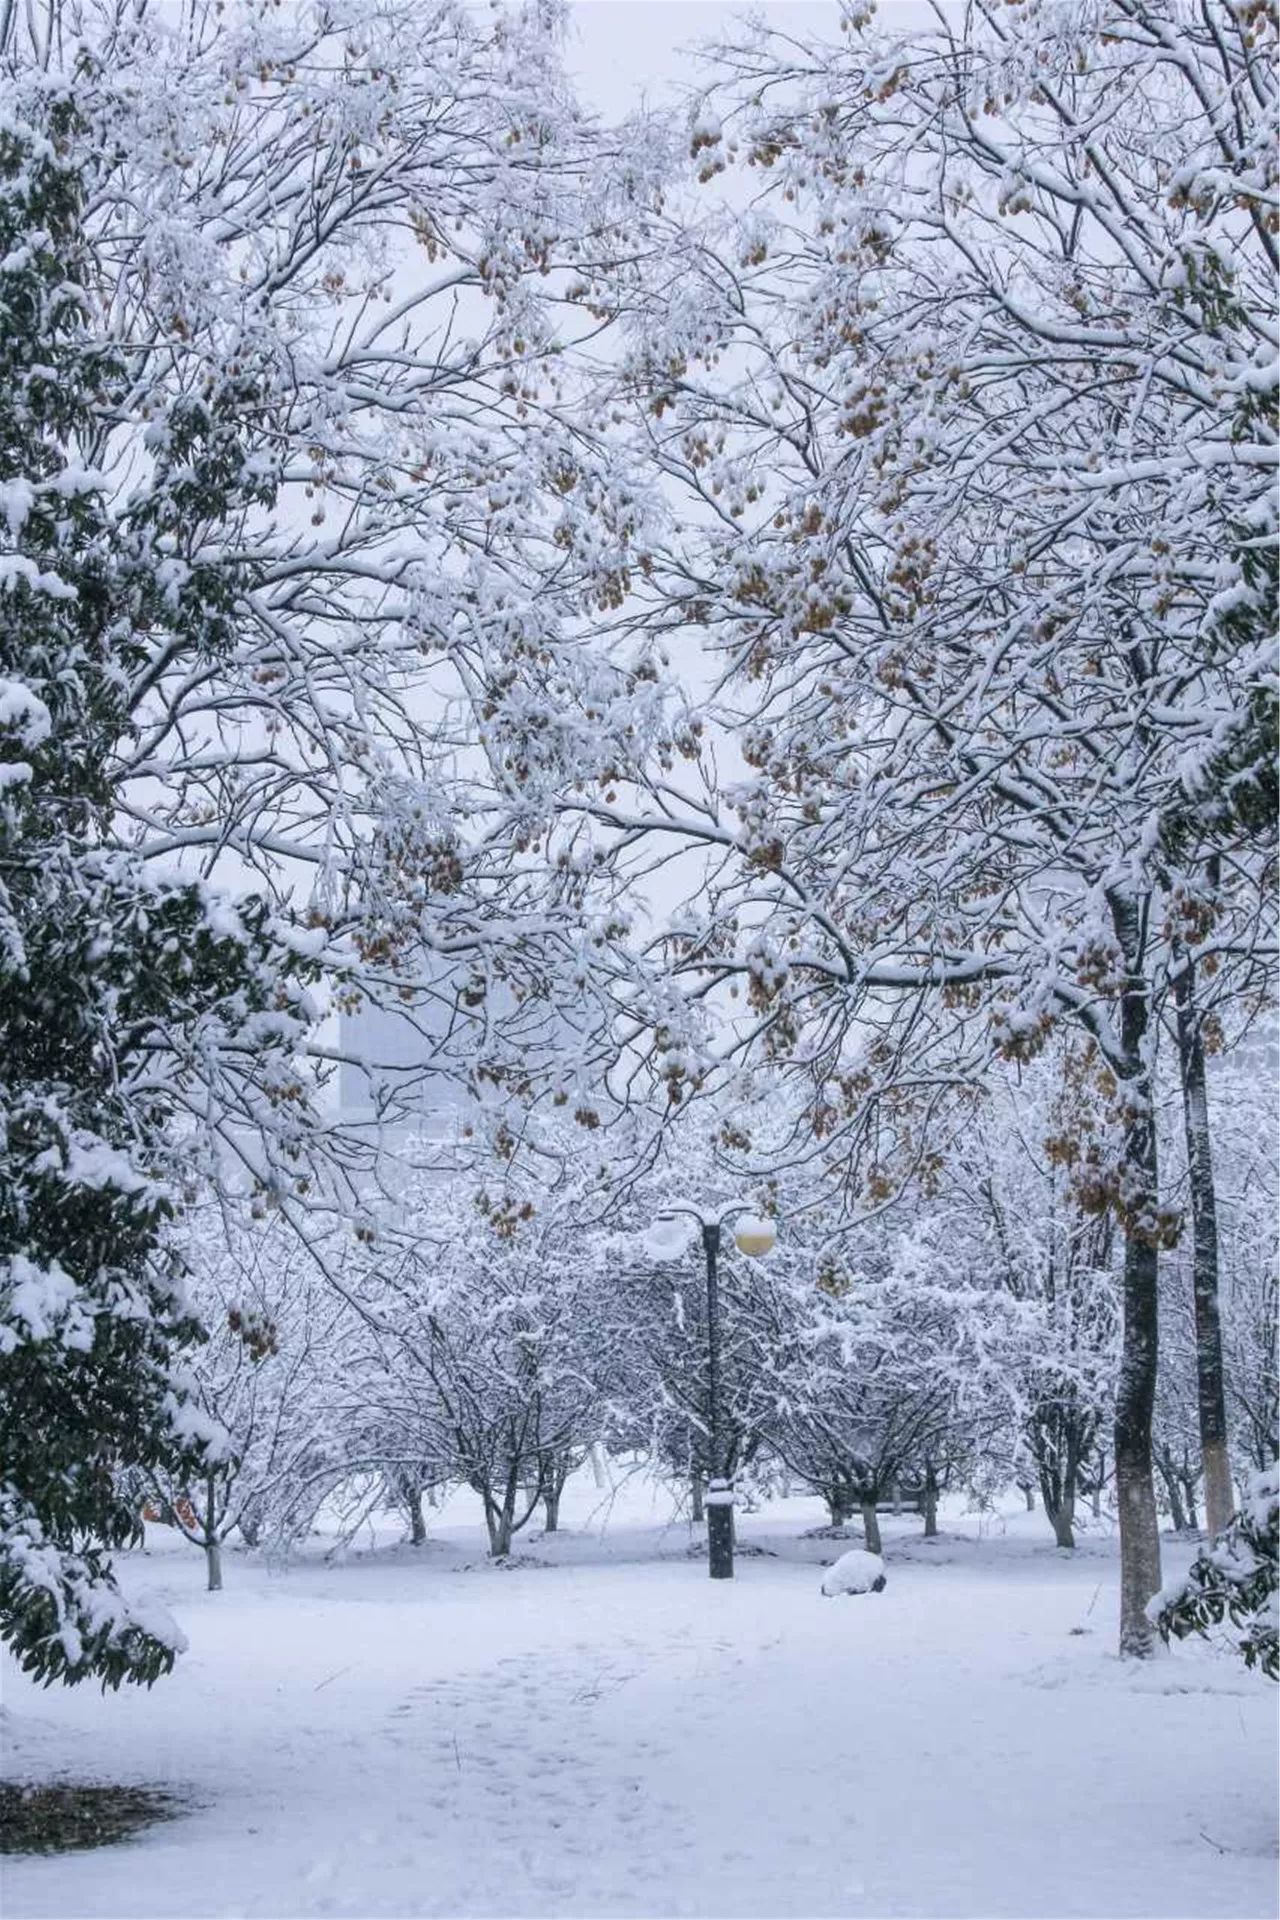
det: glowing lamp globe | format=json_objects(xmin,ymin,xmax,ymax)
[{"xmin": 733, "ymin": 1214, "xmax": 776, "ymax": 1257}]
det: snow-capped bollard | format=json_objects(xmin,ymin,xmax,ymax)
[{"xmin": 821, "ymin": 1548, "xmax": 886, "ymax": 1597}]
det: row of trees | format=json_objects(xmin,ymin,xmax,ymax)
[
  {"xmin": 151, "ymin": 1047, "xmax": 1276, "ymax": 1589},
  {"xmin": 1, "ymin": 0, "xmax": 1274, "ymax": 1681}
]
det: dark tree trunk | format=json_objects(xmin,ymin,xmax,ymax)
[
  {"xmin": 860, "ymin": 1501, "xmax": 882, "ymax": 1555},
  {"xmin": 1157, "ymin": 1452, "xmax": 1187, "ymax": 1533},
  {"xmin": 923, "ymin": 1461, "xmax": 939, "ymax": 1539},
  {"xmin": 1039, "ymin": 1426, "xmax": 1082, "ymax": 1550},
  {"xmin": 826, "ymin": 1488, "xmax": 849, "ymax": 1529},
  {"xmin": 690, "ymin": 1475, "xmax": 705, "ymax": 1524},
  {"xmin": 543, "ymin": 1485, "xmax": 561, "ymax": 1533},
  {"xmin": 1175, "ymin": 951, "xmax": 1235, "ymax": 1539},
  {"xmin": 1166, "ymin": 1459, "xmax": 1189, "ymax": 1536},
  {"xmin": 1022, "ymin": 1484, "xmax": 1035, "ymax": 1511},
  {"xmin": 407, "ymin": 1487, "xmax": 427, "ymax": 1546},
  {"xmin": 1181, "ymin": 1475, "xmax": 1199, "ymax": 1534},
  {"xmin": 1110, "ymin": 895, "xmax": 1163, "ymax": 1657},
  {"xmin": 485, "ymin": 1503, "xmax": 514, "ymax": 1558},
  {"xmin": 204, "ymin": 1475, "xmax": 223, "ymax": 1592}
]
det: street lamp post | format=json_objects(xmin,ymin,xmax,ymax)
[
  {"xmin": 701, "ymin": 1216, "xmax": 733, "ymax": 1579},
  {"xmin": 648, "ymin": 1203, "xmax": 777, "ymax": 1581}
]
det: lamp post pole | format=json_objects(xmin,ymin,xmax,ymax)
[
  {"xmin": 649, "ymin": 1203, "xmax": 775, "ymax": 1584},
  {"xmin": 701, "ymin": 1217, "xmax": 734, "ymax": 1580}
]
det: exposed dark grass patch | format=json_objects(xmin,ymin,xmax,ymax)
[{"xmin": 0, "ymin": 1780, "xmax": 182, "ymax": 1855}]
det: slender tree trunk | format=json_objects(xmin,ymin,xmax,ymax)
[
  {"xmin": 1156, "ymin": 1451, "xmax": 1187, "ymax": 1533},
  {"xmin": 1090, "ymin": 1450, "xmax": 1105, "ymax": 1518},
  {"xmin": 1175, "ymin": 952, "xmax": 1235, "ymax": 1538},
  {"xmin": 826, "ymin": 1489, "xmax": 848, "ymax": 1530},
  {"xmin": 860, "ymin": 1501, "xmax": 882, "ymax": 1555},
  {"xmin": 923, "ymin": 1460, "xmax": 939, "ymax": 1539},
  {"xmin": 690, "ymin": 1475, "xmax": 705, "ymax": 1524},
  {"xmin": 1182, "ymin": 1474, "xmax": 1199, "ymax": 1534},
  {"xmin": 407, "ymin": 1487, "xmax": 427, "ymax": 1546},
  {"xmin": 543, "ymin": 1485, "xmax": 561, "ymax": 1533},
  {"xmin": 204, "ymin": 1474, "xmax": 223, "ymax": 1591},
  {"xmin": 1022, "ymin": 1484, "xmax": 1035, "ymax": 1511},
  {"xmin": 1110, "ymin": 894, "xmax": 1163, "ymax": 1657}
]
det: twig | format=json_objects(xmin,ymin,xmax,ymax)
[{"xmin": 313, "ymin": 1664, "xmax": 354, "ymax": 1692}]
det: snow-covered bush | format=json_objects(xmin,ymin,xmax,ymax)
[
  {"xmin": 1150, "ymin": 1466, "xmax": 1278, "ymax": 1680},
  {"xmin": 821, "ymin": 1549, "xmax": 886, "ymax": 1598}
]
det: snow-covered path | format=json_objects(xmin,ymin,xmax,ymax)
[{"xmin": 3, "ymin": 1484, "xmax": 1276, "ymax": 1919}]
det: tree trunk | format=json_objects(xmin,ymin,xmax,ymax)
[
  {"xmin": 1182, "ymin": 1475, "xmax": 1199, "ymax": 1534},
  {"xmin": 1048, "ymin": 1498, "xmax": 1076, "ymax": 1550},
  {"xmin": 923, "ymin": 1461, "xmax": 939, "ymax": 1539},
  {"xmin": 826, "ymin": 1489, "xmax": 849, "ymax": 1530},
  {"xmin": 1022, "ymin": 1484, "xmax": 1035, "ymax": 1511},
  {"xmin": 204, "ymin": 1474, "xmax": 223, "ymax": 1591},
  {"xmin": 1175, "ymin": 952, "xmax": 1235, "ymax": 1539},
  {"xmin": 1041, "ymin": 1434, "xmax": 1082, "ymax": 1550},
  {"xmin": 691, "ymin": 1475, "xmax": 705, "ymax": 1524},
  {"xmin": 486, "ymin": 1510, "xmax": 513, "ymax": 1558},
  {"xmin": 407, "ymin": 1487, "xmax": 427, "ymax": 1546},
  {"xmin": 860, "ymin": 1501, "xmax": 882, "ymax": 1555},
  {"xmin": 543, "ymin": 1485, "xmax": 561, "ymax": 1533},
  {"xmin": 1157, "ymin": 1452, "xmax": 1187, "ymax": 1533},
  {"xmin": 484, "ymin": 1492, "xmax": 515, "ymax": 1558},
  {"xmin": 1110, "ymin": 895, "xmax": 1163, "ymax": 1657}
]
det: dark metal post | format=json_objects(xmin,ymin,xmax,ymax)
[{"xmin": 702, "ymin": 1218, "xmax": 733, "ymax": 1579}]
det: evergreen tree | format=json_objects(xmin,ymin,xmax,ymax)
[
  {"xmin": 0, "ymin": 90, "xmax": 318, "ymax": 1688},
  {"xmin": 1152, "ymin": 1465, "xmax": 1278, "ymax": 1680}
]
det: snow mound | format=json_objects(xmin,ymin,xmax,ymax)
[{"xmin": 821, "ymin": 1548, "xmax": 886, "ymax": 1597}]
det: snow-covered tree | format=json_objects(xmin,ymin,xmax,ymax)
[
  {"xmin": 0, "ymin": 0, "xmax": 678, "ymax": 1166},
  {"xmin": 0, "ymin": 95, "xmax": 320, "ymax": 1686},
  {"xmin": 543, "ymin": 0, "xmax": 1277, "ymax": 1654},
  {"xmin": 146, "ymin": 1207, "xmax": 348, "ymax": 1589},
  {"xmin": 343, "ymin": 1130, "xmax": 622, "ymax": 1556}
]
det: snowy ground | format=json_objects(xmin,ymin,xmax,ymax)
[{"xmin": 3, "ymin": 1474, "xmax": 1276, "ymax": 1920}]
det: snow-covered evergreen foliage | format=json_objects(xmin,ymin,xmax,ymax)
[
  {"xmin": 1152, "ymin": 1464, "xmax": 1279, "ymax": 1679},
  {"xmin": 0, "ymin": 92, "xmax": 320, "ymax": 1686}
]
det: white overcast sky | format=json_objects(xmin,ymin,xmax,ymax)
[{"xmin": 566, "ymin": 1, "xmax": 843, "ymax": 116}]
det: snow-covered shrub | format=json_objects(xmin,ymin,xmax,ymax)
[
  {"xmin": 1150, "ymin": 1465, "xmax": 1278, "ymax": 1680},
  {"xmin": 821, "ymin": 1549, "xmax": 886, "ymax": 1598}
]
